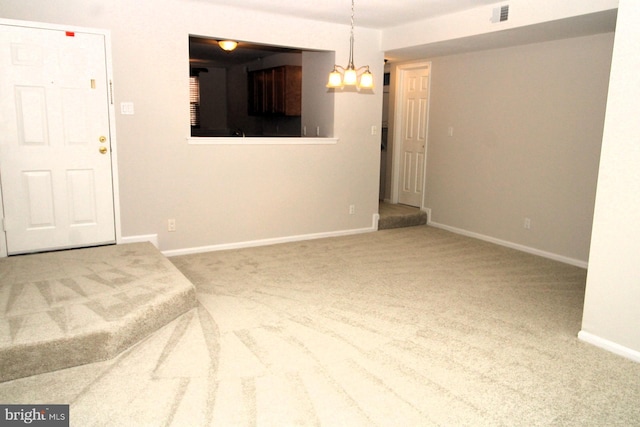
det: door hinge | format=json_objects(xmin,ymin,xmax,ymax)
[{"xmin": 109, "ymin": 80, "xmax": 114, "ymax": 105}]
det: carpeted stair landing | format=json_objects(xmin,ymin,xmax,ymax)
[
  {"xmin": 378, "ymin": 202, "xmax": 427, "ymax": 230},
  {"xmin": 0, "ymin": 242, "xmax": 197, "ymax": 383}
]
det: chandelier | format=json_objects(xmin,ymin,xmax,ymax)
[{"xmin": 326, "ymin": 0, "xmax": 373, "ymax": 90}]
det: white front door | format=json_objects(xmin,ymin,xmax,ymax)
[
  {"xmin": 0, "ymin": 23, "xmax": 115, "ymax": 255},
  {"xmin": 397, "ymin": 65, "xmax": 430, "ymax": 207}
]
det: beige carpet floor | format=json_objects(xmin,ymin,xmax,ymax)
[
  {"xmin": 1, "ymin": 226, "xmax": 639, "ymax": 426},
  {"xmin": 0, "ymin": 242, "xmax": 196, "ymax": 382}
]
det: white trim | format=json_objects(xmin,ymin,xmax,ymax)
[
  {"xmin": 0, "ymin": 18, "xmax": 107, "ymax": 34},
  {"xmin": 423, "ymin": 208, "xmax": 432, "ymax": 223},
  {"xmin": 187, "ymin": 137, "xmax": 339, "ymax": 145},
  {"xmin": 390, "ymin": 61, "xmax": 431, "ymax": 206},
  {"xmin": 0, "ymin": 184, "xmax": 6, "ymax": 258},
  {"xmin": 162, "ymin": 225, "xmax": 376, "ymax": 257},
  {"xmin": 428, "ymin": 220, "xmax": 588, "ymax": 268},
  {"xmin": 578, "ymin": 331, "xmax": 640, "ymax": 364},
  {"xmin": 0, "ymin": 19, "xmax": 122, "ymax": 257},
  {"xmin": 120, "ymin": 234, "xmax": 159, "ymax": 248},
  {"xmin": 103, "ymin": 27, "xmax": 123, "ymax": 248}
]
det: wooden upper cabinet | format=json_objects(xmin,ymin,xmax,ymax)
[{"xmin": 249, "ymin": 65, "xmax": 301, "ymax": 116}]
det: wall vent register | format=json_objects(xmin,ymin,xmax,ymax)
[{"xmin": 491, "ymin": 5, "xmax": 510, "ymax": 23}]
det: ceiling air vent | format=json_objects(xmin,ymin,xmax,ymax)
[{"xmin": 491, "ymin": 5, "xmax": 509, "ymax": 23}]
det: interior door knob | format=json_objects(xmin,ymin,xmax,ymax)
[{"xmin": 99, "ymin": 146, "xmax": 108, "ymax": 154}]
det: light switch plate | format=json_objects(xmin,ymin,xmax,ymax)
[{"xmin": 120, "ymin": 102, "xmax": 135, "ymax": 115}]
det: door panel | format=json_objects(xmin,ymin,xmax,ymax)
[
  {"xmin": 0, "ymin": 23, "xmax": 115, "ymax": 254},
  {"xmin": 15, "ymin": 85, "xmax": 49, "ymax": 145},
  {"xmin": 398, "ymin": 67, "xmax": 430, "ymax": 207},
  {"xmin": 67, "ymin": 169, "xmax": 98, "ymax": 225},
  {"xmin": 24, "ymin": 171, "xmax": 55, "ymax": 228}
]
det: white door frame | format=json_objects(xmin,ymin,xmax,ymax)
[
  {"xmin": 0, "ymin": 18, "xmax": 122, "ymax": 258},
  {"xmin": 390, "ymin": 61, "xmax": 431, "ymax": 209}
]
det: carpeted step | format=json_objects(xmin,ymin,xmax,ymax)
[
  {"xmin": 378, "ymin": 209, "xmax": 427, "ymax": 230},
  {"xmin": 0, "ymin": 242, "xmax": 197, "ymax": 383}
]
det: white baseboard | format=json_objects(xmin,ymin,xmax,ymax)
[
  {"xmin": 423, "ymin": 208, "xmax": 431, "ymax": 223},
  {"xmin": 0, "ymin": 235, "xmax": 6, "ymax": 258},
  {"xmin": 119, "ymin": 234, "xmax": 159, "ymax": 248},
  {"xmin": 578, "ymin": 330, "xmax": 640, "ymax": 363},
  {"xmin": 427, "ymin": 221, "xmax": 588, "ymax": 269},
  {"xmin": 162, "ymin": 224, "xmax": 377, "ymax": 257}
]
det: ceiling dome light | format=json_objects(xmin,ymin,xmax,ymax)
[{"xmin": 218, "ymin": 40, "xmax": 238, "ymax": 52}]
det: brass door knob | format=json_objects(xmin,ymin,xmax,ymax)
[
  {"xmin": 99, "ymin": 136, "xmax": 107, "ymax": 143},
  {"xmin": 99, "ymin": 146, "xmax": 108, "ymax": 154}
]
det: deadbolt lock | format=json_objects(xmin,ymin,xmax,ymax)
[{"xmin": 99, "ymin": 136, "xmax": 107, "ymax": 143}]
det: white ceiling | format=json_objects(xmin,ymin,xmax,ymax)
[
  {"xmin": 190, "ymin": 0, "xmax": 617, "ymax": 64},
  {"xmin": 196, "ymin": 0, "xmax": 501, "ymax": 29},
  {"xmin": 386, "ymin": 9, "xmax": 618, "ymax": 61}
]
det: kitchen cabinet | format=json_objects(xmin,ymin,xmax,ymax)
[{"xmin": 249, "ymin": 65, "xmax": 301, "ymax": 116}]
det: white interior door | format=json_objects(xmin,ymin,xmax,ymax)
[
  {"xmin": 0, "ymin": 23, "xmax": 115, "ymax": 255},
  {"xmin": 397, "ymin": 65, "xmax": 430, "ymax": 207}
]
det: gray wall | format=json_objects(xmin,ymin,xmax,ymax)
[
  {"xmin": 397, "ymin": 33, "xmax": 613, "ymax": 264},
  {"xmin": 581, "ymin": 0, "xmax": 640, "ymax": 360},
  {"xmin": 0, "ymin": 0, "xmax": 384, "ymax": 253}
]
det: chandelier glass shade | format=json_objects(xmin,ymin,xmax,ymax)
[{"xmin": 327, "ymin": 0, "xmax": 373, "ymax": 90}]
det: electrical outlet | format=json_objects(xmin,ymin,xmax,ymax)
[
  {"xmin": 524, "ymin": 217, "xmax": 531, "ymax": 230},
  {"xmin": 349, "ymin": 204, "xmax": 355, "ymax": 215},
  {"xmin": 168, "ymin": 219, "xmax": 176, "ymax": 232}
]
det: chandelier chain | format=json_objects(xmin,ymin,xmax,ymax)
[
  {"xmin": 351, "ymin": 0, "xmax": 355, "ymax": 37},
  {"xmin": 348, "ymin": 0, "xmax": 355, "ymax": 67},
  {"xmin": 326, "ymin": 0, "xmax": 373, "ymax": 89}
]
